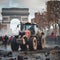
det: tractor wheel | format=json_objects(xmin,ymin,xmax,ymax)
[
  {"xmin": 11, "ymin": 41, "xmax": 19, "ymax": 51},
  {"xmin": 32, "ymin": 37, "xmax": 37, "ymax": 50}
]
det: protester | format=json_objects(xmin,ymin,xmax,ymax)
[
  {"xmin": 11, "ymin": 35, "xmax": 19, "ymax": 51},
  {"xmin": 50, "ymin": 32, "xmax": 56, "ymax": 38},
  {"xmin": 9, "ymin": 36, "xmax": 13, "ymax": 44},
  {"xmin": 4, "ymin": 35, "xmax": 8, "ymax": 48},
  {"xmin": 41, "ymin": 32, "xmax": 46, "ymax": 49},
  {"xmin": 0, "ymin": 36, "xmax": 2, "ymax": 41},
  {"xmin": 36, "ymin": 31, "xmax": 42, "ymax": 50}
]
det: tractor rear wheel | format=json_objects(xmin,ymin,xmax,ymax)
[{"xmin": 11, "ymin": 41, "xmax": 19, "ymax": 51}]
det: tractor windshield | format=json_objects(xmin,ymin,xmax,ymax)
[{"xmin": 21, "ymin": 23, "xmax": 37, "ymax": 35}]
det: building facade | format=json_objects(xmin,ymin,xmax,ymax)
[
  {"xmin": 47, "ymin": 1, "xmax": 60, "ymax": 35},
  {"xmin": 33, "ymin": 12, "xmax": 48, "ymax": 29},
  {"xmin": 47, "ymin": 1, "xmax": 60, "ymax": 24}
]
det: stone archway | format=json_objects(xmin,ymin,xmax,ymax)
[{"xmin": 1, "ymin": 8, "xmax": 29, "ymax": 36}]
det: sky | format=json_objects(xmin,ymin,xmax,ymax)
[{"xmin": 0, "ymin": 0, "xmax": 49, "ymax": 20}]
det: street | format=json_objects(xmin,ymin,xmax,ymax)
[
  {"xmin": 0, "ymin": 35, "xmax": 60, "ymax": 60},
  {"xmin": 0, "ymin": 43, "xmax": 60, "ymax": 60}
]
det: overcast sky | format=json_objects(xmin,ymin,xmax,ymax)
[{"xmin": 0, "ymin": 0, "xmax": 49, "ymax": 20}]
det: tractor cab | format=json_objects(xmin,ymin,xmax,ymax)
[
  {"xmin": 19, "ymin": 22, "xmax": 38, "ymax": 36},
  {"xmin": 11, "ymin": 22, "xmax": 42, "ymax": 51}
]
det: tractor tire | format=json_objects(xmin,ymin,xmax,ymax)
[
  {"xmin": 28, "ymin": 37, "xmax": 33, "ymax": 51},
  {"xmin": 11, "ymin": 41, "xmax": 19, "ymax": 51},
  {"xmin": 32, "ymin": 37, "xmax": 37, "ymax": 50},
  {"xmin": 29, "ymin": 37, "xmax": 37, "ymax": 51}
]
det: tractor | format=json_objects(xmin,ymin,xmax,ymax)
[{"xmin": 11, "ymin": 22, "xmax": 42, "ymax": 51}]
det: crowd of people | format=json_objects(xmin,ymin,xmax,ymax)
[{"xmin": 0, "ymin": 35, "xmax": 13, "ymax": 48}]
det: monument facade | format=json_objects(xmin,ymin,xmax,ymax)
[{"xmin": 1, "ymin": 8, "xmax": 29, "ymax": 36}]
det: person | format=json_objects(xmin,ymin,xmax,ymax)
[
  {"xmin": 23, "ymin": 30, "xmax": 31, "ymax": 51},
  {"xmin": 0, "ymin": 36, "xmax": 3, "ymax": 45},
  {"xmin": 4, "ymin": 35, "xmax": 8, "ymax": 48},
  {"xmin": 0, "ymin": 36, "xmax": 2, "ymax": 41},
  {"xmin": 41, "ymin": 32, "xmax": 46, "ymax": 49},
  {"xmin": 11, "ymin": 35, "xmax": 19, "ymax": 51},
  {"xmin": 18, "ymin": 35, "xmax": 27, "ymax": 51},
  {"xmin": 36, "ymin": 31, "xmax": 42, "ymax": 50},
  {"xmin": 50, "ymin": 32, "xmax": 56, "ymax": 38},
  {"xmin": 25, "ymin": 30, "xmax": 31, "ymax": 38},
  {"xmin": 9, "ymin": 36, "xmax": 13, "ymax": 44}
]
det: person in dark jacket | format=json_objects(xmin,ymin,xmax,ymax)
[
  {"xmin": 11, "ymin": 35, "xmax": 19, "ymax": 51},
  {"xmin": 4, "ymin": 35, "xmax": 8, "ymax": 48},
  {"xmin": 36, "ymin": 31, "xmax": 42, "ymax": 50}
]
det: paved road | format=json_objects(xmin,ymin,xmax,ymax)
[
  {"xmin": 0, "ymin": 37, "xmax": 60, "ymax": 60},
  {"xmin": 0, "ymin": 44, "xmax": 60, "ymax": 60}
]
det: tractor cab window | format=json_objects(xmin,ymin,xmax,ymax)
[
  {"xmin": 21, "ymin": 23, "xmax": 37, "ymax": 35},
  {"xmin": 25, "ymin": 25, "xmax": 33, "ymax": 30}
]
